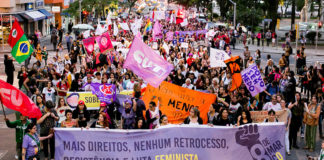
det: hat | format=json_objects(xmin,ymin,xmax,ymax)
[
  {"xmin": 78, "ymin": 100, "xmax": 85, "ymax": 105},
  {"xmin": 100, "ymin": 102, "xmax": 106, "ymax": 107},
  {"xmin": 188, "ymin": 53, "xmax": 193, "ymax": 56}
]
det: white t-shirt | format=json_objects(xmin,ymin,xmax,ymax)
[
  {"xmin": 126, "ymin": 81, "xmax": 136, "ymax": 90},
  {"xmin": 263, "ymin": 102, "xmax": 282, "ymax": 111},
  {"xmin": 42, "ymin": 87, "xmax": 56, "ymax": 102}
]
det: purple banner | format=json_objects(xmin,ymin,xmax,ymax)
[
  {"xmin": 90, "ymin": 83, "xmax": 116, "ymax": 104},
  {"xmin": 241, "ymin": 64, "xmax": 266, "ymax": 97},
  {"xmin": 124, "ymin": 36, "xmax": 174, "ymax": 88},
  {"xmin": 55, "ymin": 123, "xmax": 286, "ymax": 160}
]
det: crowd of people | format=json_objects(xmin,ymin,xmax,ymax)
[{"xmin": 3, "ymin": 12, "xmax": 324, "ymax": 160}]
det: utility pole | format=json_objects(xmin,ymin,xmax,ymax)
[
  {"xmin": 79, "ymin": 0, "xmax": 82, "ymax": 24},
  {"xmin": 229, "ymin": 0, "xmax": 236, "ymax": 28}
]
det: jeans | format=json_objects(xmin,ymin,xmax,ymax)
[{"xmin": 285, "ymin": 129, "xmax": 290, "ymax": 153}]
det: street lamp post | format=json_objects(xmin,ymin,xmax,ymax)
[
  {"xmin": 229, "ymin": 0, "xmax": 236, "ymax": 29},
  {"xmin": 79, "ymin": 0, "xmax": 82, "ymax": 24}
]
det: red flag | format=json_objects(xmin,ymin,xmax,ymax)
[
  {"xmin": 152, "ymin": 10, "xmax": 155, "ymax": 21},
  {"xmin": 176, "ymin": 9, "xmax": 184, "ymax": 24},
  {"xmin": 0, "ymin": 79, "xmax": 42, "ymax": 119},
  {"xmin": 82, "ymin": 37, "xmax": 96, "ymax": 54},
  {"xmin": 7, "ymin": 20, "xmax": 24, "ymax": 48},
  {"xmin": 95, "ymin": 32, "xmax": 113, "ymax": 53}
]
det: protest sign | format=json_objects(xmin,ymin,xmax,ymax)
[
  {"xmin": 166, "ymin": 32, "xmax": 174, "ymax": 41},
  {"xmin": 210, "ymin": 48, "xmax": 230, "ymax": 67},
  {"xmin": 55, "ymin": 124, "xmax": 286, "ymax": 160},
  {"xmin": 180, "ymin": 42, "xmax": 188, "ymax": 48},
  {"xmin": 155, "ymin": 11, "xmax": 165, "ymax": 20},
  {"xmin": 241, "ymin": 64, "xmax": 266, "ymax": 97},
  {"xmin": 120, "ymin": 23, "xmax": 130, "ymax": 30},
  {"xmin": 124, "ymin": 36, "xmax": 174, "ymax": 88},
  {"xmin": 250, "ymin": 110, "xmax": 289, "ymax": 123},
  {"xmin": 142, "ymin": 81, "xmax": 216, "ymax": 124},
  {"xmin": 66, "ymin": 92, "xmax": 101, "ymax": 110}
]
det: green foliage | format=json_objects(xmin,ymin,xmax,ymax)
[
  {"xmin": 169, "ymin": 0, "xmax": 198, "ymax": 8},
  {"xmin": 296, "ymin": 0, "xmax": 305, "ymax": 11},
  {"xmin": 64, "ymin": 0, "xmax": 117, "ymax": 18}
]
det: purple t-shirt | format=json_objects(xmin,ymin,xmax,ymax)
[{"xmin": 22, "ymin": 134, "xmax": 39, "ymax": 159}]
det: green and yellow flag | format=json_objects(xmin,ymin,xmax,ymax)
[{"xmin": 8, "ymin": 20, "xmax": 33, "ymax": 63}]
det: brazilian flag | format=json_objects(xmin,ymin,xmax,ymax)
[
  {"xmin": 11, "ymin": 34, "xmax": 33, "ymax": 63},
  {"xmin": 8, "ymin": 20, "xmax": 33, "ymax": 64}
]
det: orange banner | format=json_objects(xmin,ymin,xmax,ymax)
[{"xmin": 142, "ymin": 81, "xmax": 216, "ymax": 124}]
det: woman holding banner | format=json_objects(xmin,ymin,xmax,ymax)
[
  {"xmin": 90, "ymin": 113, "xmax": 110, "ymax": 129},
  {"xmin": 213, "ymin": 108, "xmax": 233, "ymax": 126},
  {"xmin": 146, "ymin": 97, "xmax": 162, "ymax": 129},
  {"xmin": 237, "ymin": 110, "xmax": 252, "ymax": 126},
  {"xmin": 184, "ymin": 107, "xmax": 203, "ymax": 125}
]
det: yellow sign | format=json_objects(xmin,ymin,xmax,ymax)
[
  {"xmin": 276, "ymin": 19, "xmax": 280, "ymax": 29},
  {"xmin": 66, "ymin": 92, "xmax": 100, "ymax": 110}
]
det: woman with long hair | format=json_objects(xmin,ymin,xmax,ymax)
[
  {"xmin": 237, "ymin": 110, "xmax": 252, "ymax": 126},
  {"xmin": 183, "ymin": 107, "xmax": 203, "ymax": 125},
  {"xmin": 304, "ymin": 96, "xmax": 321, "ymax": 152},
  {"xmin": 288, "ymin": 92, "xmax": 307, "ymax": 149},
  {"xmin": 90, "ymin": 112, "xmax": 110, "ymax": 129},
  {"xmin": 56, "ymin": 97, "xmax": 71, "ymax": 126}
]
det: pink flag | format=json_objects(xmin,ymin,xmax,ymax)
[
  {"xmin": 95, "ymin": 32, "xmax": 113, "ymax": 53},
  {"xmin": 166, "ymin": 32, "xmax": 174, "ymax": 41},
  {"xmin": 124, "ymin": 36, "xmax": 174, "ymax": 88},
  {"xmin": 0, "ymin": 79, "xmax": 42, "ymax": 119},
  {"xmin": 153, "ymin": 21, "xmax": 162, "ymax": 40},
  {"xmin": 82, "ymin": 37, "xmax": 95, "ymax": 54}
]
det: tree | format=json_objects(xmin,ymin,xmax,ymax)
[
  {"xmin": 291, "ymin": 0, "xmax": 296, "ymax": 29},
  {"xmin": 64, "ymin": 0, "xmax": 117, "ymax": 20},
  {"xmin": 216, "ymin": 0, "xmax": 231, "ymax": 19},
  {"xmin": 263, "ymin": 0, "xmax": 280, "ymax": 31},
  {"xmin": 169, "ymin": 0, "xmax": 198, "ymax": 8}
]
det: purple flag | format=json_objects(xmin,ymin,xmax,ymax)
[
  {"xmin": 166, "ymin": 32, "xmax": 174, "ymax": 41},
  {"xmin": 123, "ymin": 36, "xmax": 174, "ymax": 88},
  {"xmin": 90, "ymin": 83, "xmax": 116, "ymax": 104},
  {"xmin": 241, "ymin": 64, "xmax": 266, "ymax": 97}
]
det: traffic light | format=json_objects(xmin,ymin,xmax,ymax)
[{"xmin": 318, "ymin": 21, "xmax": 322, "ymax": 29}]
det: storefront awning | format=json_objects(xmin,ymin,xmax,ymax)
[
  {"xmin": 19, "ymin": 11, "xmax": 46, "ymax": 22},
  {"xmin": 0, "ymin": 14, "xmax": 24, "ymax": 23},
  {"xmin": 38, "ymin": 9, "xmax": 53, "ymax": 19}
]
